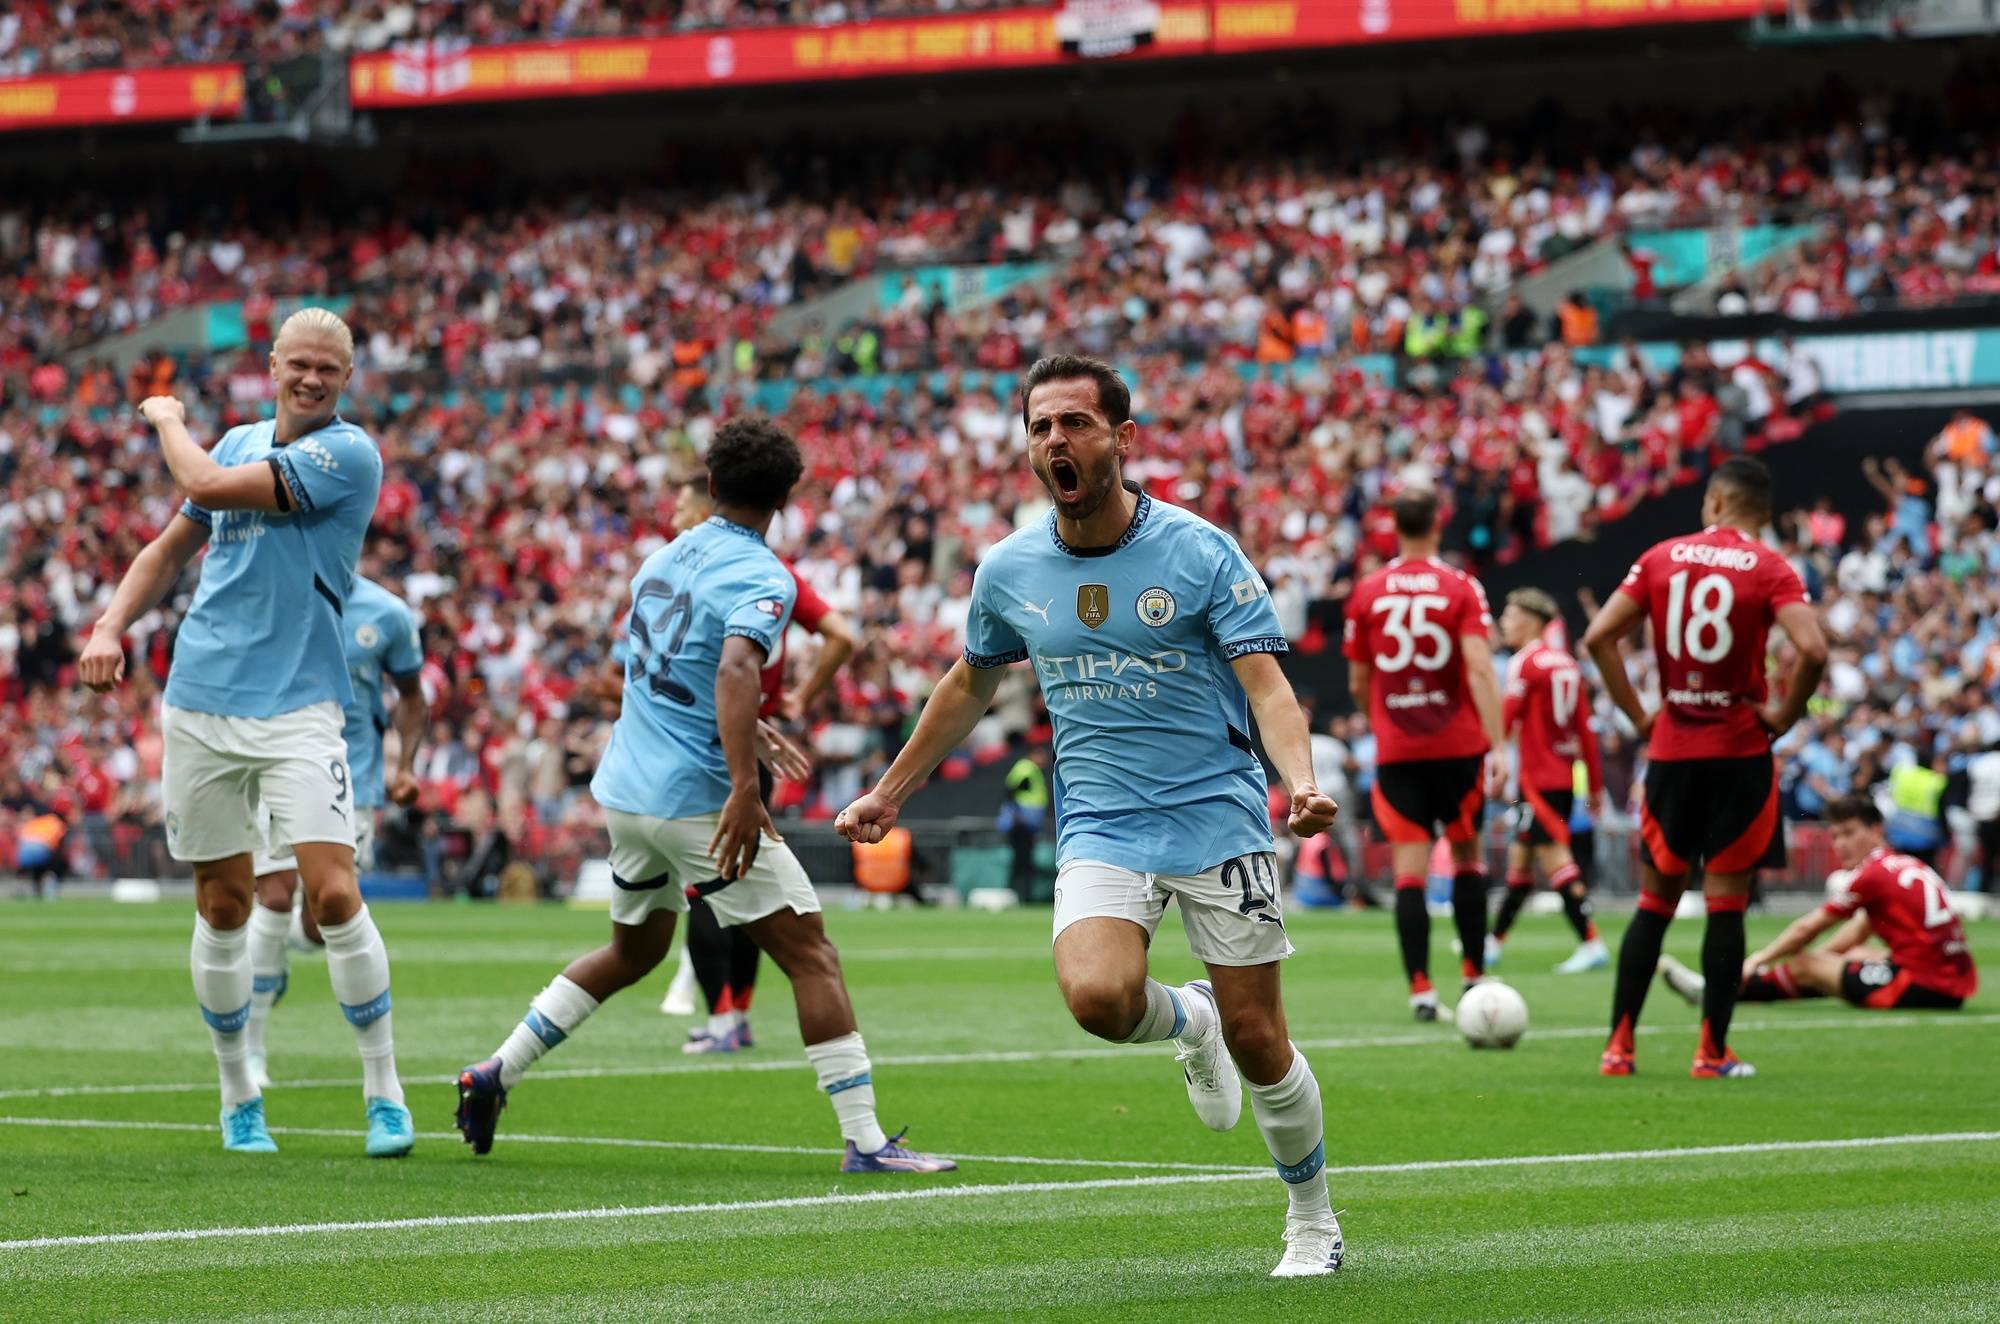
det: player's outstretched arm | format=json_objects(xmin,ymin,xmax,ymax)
[
  {"xmin": 836, "ymin": 659, "xmax": 1005, "ymax": 843},
  {"xmin": 783, "ymin": 608, "xmax": 856, "ymax": 723},
  {"xmin": 78, "ymin": 513, "xmax": 211, "ymax": 692},
  {"xmin": 1746, "ymin": 907, "xmax": 1840, "ymax": 978},
  {"xmin": 1582, "ymin": 590, "xmax": 1652, "ymax": 738},
  {"xmin": 1816, "ymin": 912, "xmax": 1874, "ymax": 957},
  {"xmin": 1760, "ymin": 601, "xmax": 1830, "ymax": 739},
  {"xmin": 139, "ymin": 396, "xmax": 293, "ymax": 514},
  {"xmin": 1231, "ymin": 652, "xmax": 1338, "ymax": 838}
]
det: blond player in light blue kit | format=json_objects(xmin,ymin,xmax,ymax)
[{"xmin": 79, "ymin": 308, "xmax": 411, "ymax": 1158}]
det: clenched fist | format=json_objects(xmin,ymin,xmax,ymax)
[
  {"xmin": 138, "ymin": 395, "xmax": 186, "ymax": 429},
  {"xmin": 78, "ymin": 628, "xmax": 127, "ymax": 693}
]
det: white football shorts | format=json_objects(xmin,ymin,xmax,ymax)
[
  {"xmin": 161, "ymin": 701, "xmax": 356, "ymax": 865},
  {"xmin": 603, "ymin": 808, "xmax": 821, "ymax": 929},
  {"xmin": 1053, "ymin": 852, "xmax": 1294, "ymax": 967},
  {"xmin": 253, "ymin": 798, "xmax": 377, "ymax": 877}
]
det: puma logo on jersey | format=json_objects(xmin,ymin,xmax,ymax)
[{"xmin": 1023, "ymin": 599, "xmax": 1053, "ymax": 625}]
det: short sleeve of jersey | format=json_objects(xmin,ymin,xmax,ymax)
[
  {"xmin": 1341, "ymin": 581, "xmax": 1372, "ymax": 662},
  {"xmin": 272, "ymin": 424, "xmax": 381, "ymax": 516},
  {"xmin": 789, "ymin": 566, "xmax": 832, "ymax": 634},
  {"xmin": 1206, "ymin": 534, "xmax": 1287, "ymax": 659},
  {"xmin": 384, "ymin": 604, "xmax": 423, "ymax": 677},
  {"xmin": 1822, "ymin": 865, "xmax": 1873, "ymax": 917},
  {"xmin": 1765, "ymin": 554, "xmax": 1809, "ymax": 610},
  {"xmin": 963, "ymin": 554, "xmax": 1028, "ymax": 669},
  {"xmin": 1614, "ymin": 547, "xmax": 1653, "ymax": 604},
  {"xmin": 179, "ymin": 499, "xmax": 213, "ymax": 528},
  {"xmin": 723, "ymin": 569, "xmax": 796, "ymax": 657},
  {"xmin": 1459, "ymin": 575, "xmax": 1495, "ymax": 638}
]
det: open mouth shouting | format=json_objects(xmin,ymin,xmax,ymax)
[{"xmin": 1048, "ymin": 455, "xmax": 1083, "ymax": 504}]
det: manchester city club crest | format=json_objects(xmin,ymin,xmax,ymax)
[
  {"xmin": 356, "ymin": 623, "xmax": 380, "ymax": 648},
  {"xmin": 1077, "ymin": 583, "xmax": 1110, "ymax": 629},
  {"xmin": 1136, "ymin": 586, "xmax": 1176, "ymax": 627}
]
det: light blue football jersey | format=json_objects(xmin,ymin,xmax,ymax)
[
  {"xmin": 166, "ymin": 417, "xmax": 383, "ymax": 719},
  {"xmin": 341, "ymin": 576, "xmax": 424, "ymax": 809},
  {"xmin": 592, "ymin": 517, "xmax": 797, "ymax": 821},
  {"xmin": 964, "ymin": 486, "xmax": 1287, "ymax": 875}
]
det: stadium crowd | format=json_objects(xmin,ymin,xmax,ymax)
[
  {"xmin": 1, "ymin": 85, "xmax": 1993, "ymax": 886},
  {"xmin": 0, "ymin": 0, "xmax": 1026, "ymax": 77}
]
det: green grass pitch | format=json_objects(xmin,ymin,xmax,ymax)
[{"xmin": 2, "ymin": 898, "xmax": 1997, "ymax": 1322}]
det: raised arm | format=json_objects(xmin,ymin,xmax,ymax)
[
  {"xmin": 78, "ymin": 513, "xmax": 211, "ymax": 692},
  {"xmin": 1232, "ymin": 651, "xmax": 1338, "ymax": 838},
  {"xmin": 835, "ymin": 659, "xmax": 1007, "ymax": 843},
  {"xmin": 140, "ymin": 397, "xmax": 295, "ymax": 514}
]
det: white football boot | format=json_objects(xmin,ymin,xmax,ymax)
[
  {"xmin": 1272, "ymin": 1210, "xmax": 1345, "ymax": 1278},
  {"xmin": 1173, "ymin": 980, "xmax": 1241, "ymax": 1131}
]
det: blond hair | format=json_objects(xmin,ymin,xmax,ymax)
[
  {"xmin": 274, "ymin": 306, "xmax": 354, "ymax": 364},
  {"xmin": 1506, "ymin": 587, "xmax": 1560, "ymax": 624}
]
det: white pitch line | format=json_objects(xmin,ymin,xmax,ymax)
[
  {"xmin": 3, "ymin": 1010, "xmax": 1993, "ymax": 1103},
  {"xmin": 3, "ymin": 1130, "xmax": 1993, "ymax": 1253},
  {"xmin": 0, "ymin": 1116, "xmax": 1262, "ymax": 1173}
]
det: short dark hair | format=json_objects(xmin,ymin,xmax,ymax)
[
  {"xmin": 707, "ymin": 417, "xmax": 803, "ymax": 512},
  {"xmin": 1710, "ymin": 456, "xmax": 1773, "ymax": 520},
  {"xmin": 1507, "ymin": 587, "xmax": 1560, "ymax": 624},
  {"xmin": 1825, "ymin": 795, "xmax": 1883, "ymax": 828},
  {"xmin": 1391, "ymin": 489, "xmax": 1439, "ymax": 538},
  {"xmin": 1020, "ymin": 354, "xmax": 1132, "ymax": 430}
]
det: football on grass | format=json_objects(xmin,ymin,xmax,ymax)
[{"xmin": 1458, "ymin": 981, "xmax": 1529, "ymax": 1049}]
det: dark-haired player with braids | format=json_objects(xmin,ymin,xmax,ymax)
[
  {"xmin": 455, "ymin": 418, "xmax": 954, "ymax": 1174},
  {"xmin": 1583, "ymin": 456, "xmax": 1829, "ymax": 1079}
]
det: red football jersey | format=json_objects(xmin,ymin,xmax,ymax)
[
  {"xmin": 1344, "ymin": 556, "xmax": 1494, "ymax": 764},
  {"xmin": 1614, "ymin": 526, "xmax": 1808, "ymax": 761},
  {"xmin": 1505, "ymin": 639, "xmax": 1603, "ymax": 794},
  {"xmin": 759, "ymin": 565, "xmax": 832, "ymax": 718},
  {"xmin": 1824, "ymin": 849, "xmax": 1978, "ymax": 1000}
]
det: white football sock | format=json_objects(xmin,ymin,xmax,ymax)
[
  {"xmin": 495, "ymin": 975, "xmax": 600, "ymax": 1090},
  {"xmin": 805, "ymin": 1031, "xmax": 888, "ymax": 1153},
  {"xmin": 706, "ymin": 1011, "xmax": 740, "ymax": 1038},
  {"xmin": 245, "ymin": 901, "xmax": 292, "ymax": 1063},
  {"xmin": 320, "ymin": 905, "xmax": 403, "ymax": 1106},
  {"xmin": 1116, "ymin": 979, "xmax": 1215, "ymax": 1045},
  {"xmin": 1247, "ymin": 1045, "xmax": 1332, "ymax": 1219},
  {"xmin": 190, "ymin": 915, "xmax": 257, "ymax": 1109}
]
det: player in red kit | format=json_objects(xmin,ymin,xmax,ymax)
[
  {"xmin": 1660, "ymin": 796, "xmax": 1976, "ymax": 1012},
  {"xmin": 1345, "ymin": 490, "xmax": 1505, "ymax": 1021},
  {"xmin": 1582, "ymin": 457, "xmax": 1828, "ymax": 1079},
  {"xmin": 1489, "ymin": 588, "xmax": 1608, "ymax": 975}
]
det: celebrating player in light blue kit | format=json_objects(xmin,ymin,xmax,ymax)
[
  {"xmin": 243, "ymin": 573, "xmax": 430, "ymax": 1089},
  {"xmin": 837, "ymin": 355, "xmax": 1345, "ymax": 1277},
  {"xmin": 78, "ymin": 309, "xmax": 412, "ymax": 1157},
  {"xmin": 455, "ymin": 418, "xmax": 954, "ymax": 1175}
]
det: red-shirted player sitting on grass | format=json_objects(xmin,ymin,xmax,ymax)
[{"xmin": 1660, "ymin": 794, "xmax": 1978, "ymax": 1013}]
